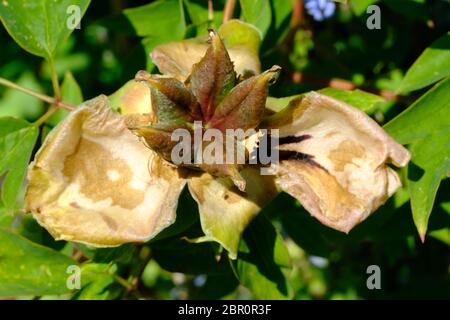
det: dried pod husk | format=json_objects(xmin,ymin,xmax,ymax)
[
  {"xmin": 108, "ymin": 80, "xmax": 152, "ymax": 115},
  {"xmin": 25, "ymin": 96, "xmax": 185, "ymax": 247},
  {"xmin": 263, "ymin": 92, "xmax": 411, "ymax": 233},
  {"xmin": 188, "ymin": 167, "xmax": 278, "ymax": 259}
]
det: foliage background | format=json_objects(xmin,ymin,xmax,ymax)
[{"xmin": 0, "ymin": 0, "xmax": 449, "ymax": 299}]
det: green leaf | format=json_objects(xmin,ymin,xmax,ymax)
[
  {"xmin": 151, "ymin": 238, "xmax": 226, "ymax": 275},
  {"xmin": 141, "ymin": 260, "xmax": 162, "ymax": 288},
  {"xmin": 261, "ymin": 0, "xmax": 292, "ymax": 49},
  {"xmin": 61, "ymin": 71, "xmax": 83, "ymax": 105},
  {"xmin": 183, "ymin": 0, "xmax": 224, "ymax": 35},
  {"xmin": 0, "ymin": 0, "xmax": 91, "ymax": 59},
  {"xmin": 218, "ymin": 20, "xmax": 261, "ymax": 55},
  {"xmin": 270, "ymin": 0, "xmax": 292, "ymax": 33},
  {"xmin": 319, "ymin": 88, "xmax": 386, "ymax": 115},
  {"xmin": 101, "ymin": 0, "xmax": 186, "ymax": 70},
  {"xmin": 151, "ymin": 188, "xmax": 199, "ymax": 242},
  {"xmin": 350, "ymin": 0, "xmax": 379, "ymax": 16},
  {"xmin": 276, "ymin": 193, "xmax": 331, "ymax": 257},
  {"xmin": 0, "ymin": 206, "xmax": 14, "ymax": 227},
  {"xmin": 385, "ymin": 77, "xmax": 450, "ymax": 240},
  {"xmin": 398, "ymin": 32, "xmax": 450, "ymax": 93},
  {"xmin": 92, "ymin": 245, "xmax": 137, "ymax": 265},
  {"xmin": 74, "ymin": 263, "xmax": 117, "ymax": 300},
  {"xmin": 47, "ymin": 71, "xmax": 83, "ymax": 127},
  {"xmin": 429, "ymin": 228, "xmax": 450, "ymax": 246},
  {"xmin": 192, "ymin": 271, "xmax": 239, "ymax": 299},
  {"xmin": 42, "ymin": 52, "xmax": 90, "ymax": 78},
  {"xmin": 234, "ymin": 215, "xmax": 293, "ymax": 299},
  {"xmin": 266, "ymin": 95, "xmax": 300, "ymax": 113},
  {"xmin": 442, "ymin": 201, "xmax": 450, "ymax": 216},
  {"xmin": 0, "ymin": 72, "xmax": 45, "ymax": 121},
  {"xmin": 267, "ymin": 88, "xmax": 385, "ymax": 115},
  {"xmin": 100, "ymin": 0, "xmax": 186, "ymax": 38},
  {"xmin": 0, "ymin": 118, "xmax": 38, "ymax": 213},
  {"xmin": 0, "ymin": 229, "xmax": 75, "ymax": 296},
  {"xmin": 239, "ymin": 0, "xmax": 272, "ymax": 38}
]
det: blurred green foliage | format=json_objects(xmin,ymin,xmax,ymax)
[{"xmin": 0, "ymin": 0, "xmax": 449, "ymax": 300}]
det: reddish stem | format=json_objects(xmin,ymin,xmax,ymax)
[{"xmin": 223, "ymin": 0, "xmax": 236, "ymax": 23}]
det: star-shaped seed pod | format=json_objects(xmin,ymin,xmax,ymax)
[
  {"xmin": 25, "ymin": 20, "xmax": 410, "ymax": 259},
  {"xmin": 129, "ymin": 30, "xmax": 280, "ymax": 191}
]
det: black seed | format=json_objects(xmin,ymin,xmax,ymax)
[
  {"xmin": 278, "ymin": 150, "xmax": 314, "ymax": 161},
  {"xmin": 278, "ymin": 150, "xmax": 327, "ymax": 171},
  {"xmin": 278, "ymin": 134, "xmax": 312, "ymax": 145}
]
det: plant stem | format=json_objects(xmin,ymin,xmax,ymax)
[
  {"xmin": 114, "ymin": 275, "xmax": 134, "ymax": 292},
  {"xmin": 290, "ymin": 71, "xmax": 417, "ymax": 103},
  {"xmin": 0, "ymin": 77, "xmax": 75, "ymax": 110},
  {"xmin": 223, "ymin": 0, "xmax": 236, "ymax": 23},
  {"xmin": 32, "ymin": 105, "xmax": 58, "ymax": 127},
  {"xmin": 291, "ymin": 0, "xmax": 304, "ymax": 28},
  {"xmin": 208, "ymin": 0, "xmax": 214, "ymax": 22},
  {"xmin": 32, "ymin": 59, "xmax": 63, "ymax": 127},
  {"xmin": 123, "ymin": 246, "xmax": 152, "ymax": 299},
  {"xmin": 49, "ymin": 59, "xmax": 61, "ymax": 99}
]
